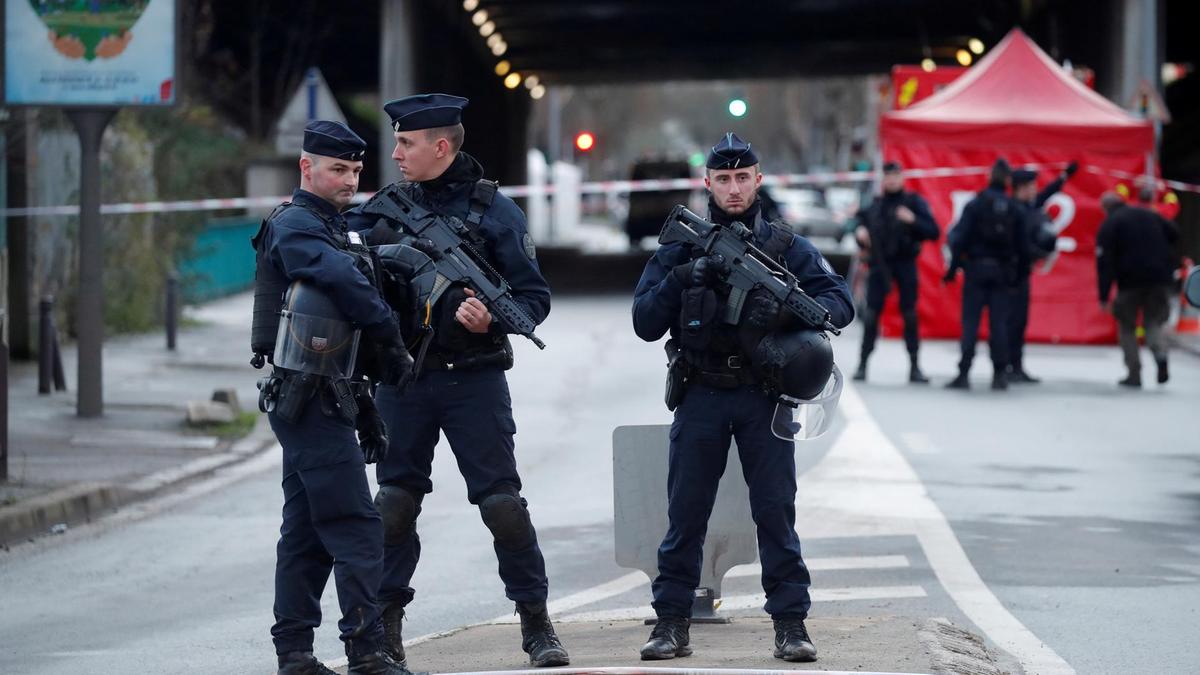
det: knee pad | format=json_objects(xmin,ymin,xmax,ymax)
[
  {"xmin": 479, "ymin": 491, "xmax": 535, "ymax": 552},
  {"xmin": 375, "ymin": 485, "xmax": 422, "ymax": 546}
]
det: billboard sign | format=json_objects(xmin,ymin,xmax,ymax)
[{"xmin": 4, "ymin": 0, "xmax": 176, "ymax": 106}]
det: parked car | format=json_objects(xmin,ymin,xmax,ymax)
[{"xmin": 625, "ymin": 158, "xmax": 693, "ymax": 246}]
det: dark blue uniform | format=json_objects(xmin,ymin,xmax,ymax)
[
  {"xmin": 947, "ymin": 185, "xmax": 1027, "ymax": 380},
  {"xmin": 1008, "ymin": 177, "xmax": 1064, "ymax": 375},
  {"xmin": 855, "ymin": 190, "xmax": 939, "ymax": 363},
  {"xmin": 345, "ymin": 152, "xmax": 553, "ymax": 610},
  {"xmin": 632, "ymin": 203, "xmax": 853, "ymax": 621},
  {"xmin": 261, "ymin": 189, "xmax": 400, "ymax": 659}
]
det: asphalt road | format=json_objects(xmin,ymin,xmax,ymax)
[{"xmin": 1, "ymin": 294, "xmax": 1196, "ymax": 675}]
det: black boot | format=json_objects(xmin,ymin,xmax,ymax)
[
  {"xmin": 852, "ymin": 361, "xmax": 867, "ymax": 382},
  {"xmin": 517, "ymin": 602, "xmax": 570, "ymax": 667},
  {"xmin": 908, "ymin": 355, "xmax": 929, "ymax": 384},
  {"xmin": 1007, "ymin": 365, "xmax": 1040, "ymax": 384},
  {"xmin": 640, "ymin": 616, "xmax": 691, "ymax": 660},
  {"xmin": 1119, "ymin": 373, "xmax": 1142, "ymax": 388},
  {"xmin": 773, "ymin": 618, "xmax": 818, "ymax": 662},
  {"xmin": 277, "ymin": 651, "xmax": 338, "ymax": 675},
  {"xmin": 1156, "ymin": 357, "xmax": 1169, "ymax": 384},
  {"xmin": 381, "ymin": 604, "xmax": 406, "ymax": 667},
  {"xmin": 347, "ymin": 651, "xmax": 411, "ymax": 675},
  {"xmin": 991, "ymin": 371, "xmax": 1008, "ymax": 390},
  {"xmin": 945, "ymin": 372, "xmax": 969, "ymax": 390}
]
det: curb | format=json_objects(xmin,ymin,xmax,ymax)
[{"xmin": 0, "ymin": 416, "xmax": 276, "ymax": 547}]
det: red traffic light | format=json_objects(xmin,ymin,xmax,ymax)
[{"xmin": 575, "ymin": 131, "xmax": 595, "ymax": 152}]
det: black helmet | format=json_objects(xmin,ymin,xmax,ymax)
[
  {"xmin": 273, "ymin": 280, "xmax": 361, "ymax": 376},
  {"xmin": 749, "ymin": 328, "xmax": 834, "ymax": 400},
  {"xmin": 375, "ymin": 243, "xmax": 437, "ymax": 343}
]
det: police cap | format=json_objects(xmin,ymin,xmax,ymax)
[
  {"xmin": 385, "ymin": 93, "xmax": 469, "ymax": 133},
  {"xmin": 1011, "ymin": 168, "xmax": 1038, "ymax": 187},
  {"xmin": 882, "ymin": 160, "xmax": 903, "ymax": 173},
  {"xmin": 302, "ymin": 120, "xmax": 366, "ymax": 161},
  {"xmin": 707, "ymin": 132, "xmax": 759, "ymax": 170}
]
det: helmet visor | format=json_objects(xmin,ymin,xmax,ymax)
[
  {"xmin": 273, "ymin": 310, "xmax": 361, "ymax": 377},
  {"xmin": 771, "ymin": 363, "xmax": 843, "ymax": 441}
]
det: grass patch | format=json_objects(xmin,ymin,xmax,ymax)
[{"xmin": 187, "ymin": 410, "xmax": 259, "ymax": 440}]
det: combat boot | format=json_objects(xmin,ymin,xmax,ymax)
[
  {"xmin": 277, "ymin": 651, "xmax": 338, "ymax": 675},
  {"xmin": 773, "ymin": 618, "xmax": 818, "ymax": 662},
  {"xmin": 908, "ymin": 356, "xmax": 929, "ymax": 384},
  {"xmin": 381, "ymin": 604, "xmax": 406, "ymax": 667},
  {"xmin": 347, "ymin": 650, "xmax": 411, "ymax": 675},
  {"xmin": 991, "ymin": 371, "xmax": 1008, "ymax": 390},
  {"xmin": 1119, "ymin": 373, "xmax": 1141, "ymax": 388},
  {"xmin": 1007, "ymin": 367, "xmax": 1040, "ymax": 384},
  {"xmin": 1156, "ymin": 357, "xmax": 1169, "ymax": 384},
  {"xmin": 516, "ymin": 601, "xmax": 570, "ymax": 667},
  {"xmin": 945, "ymin": 372, "xmax": 969, "ymax": 390},
  {"xmin": 640, "ymin": 616, "xmax": 691, "ymax": 660},
  {"xmin": 852, "ymin": 361, "xmax": 868, "ymax": 382}
]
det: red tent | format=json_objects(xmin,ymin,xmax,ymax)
[{"xmin": 878, "ymin": 29, "xmax": 1154, "ymax": 344}]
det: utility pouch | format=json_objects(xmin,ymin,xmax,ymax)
[
  {"xmin": 664, "ymin": 338, "xmax": 689, "ymax": 411},
  {"xmin": 679, "ymin": 287, "xmax": 719, "ymax": 351},
  {"xmin": 274, "ymin": 371, "xmax": 318, "ymax": 424}
]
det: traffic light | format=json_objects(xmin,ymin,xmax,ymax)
[{"xmin": 575, "ymin": 131, "xmax": 595, "ymax": 152}]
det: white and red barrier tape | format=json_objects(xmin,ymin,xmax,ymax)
[{"xmin": 1, "ymin": 163, "xmax": 1196, "ymax": 218}]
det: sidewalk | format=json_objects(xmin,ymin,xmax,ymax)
[{"xmin": 0, "ymin": 292, "xmax": 274, "ymax": 547}]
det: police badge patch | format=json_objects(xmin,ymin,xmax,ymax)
[
  {"xmin": 523, "ymin": 233, "xmax": 537, "ymax": 260},
  {"xmin": 818, "ymin": 255, "xmax": 835, "ymax": 275},
  {"xmin": 311, "ymin": 336, "xmax": 329, "ymax": 352}
]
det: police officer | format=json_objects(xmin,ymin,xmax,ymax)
[
  {"xmin": 1096, "ymin": 191, "xmax": 1180, "ymax": 387},
  {"xmin": 344, "ymin": 94, "xmax": 568, "ymax": 668},
  {"xmin": 632, "ymin": 133, "xmax": 853, "ymax": 663},
  {"xmin": 944, "ymin": 158, "xmax": 1027, "ymax": 391},
  {"xmin": 1006, "ymin": 163, "xmax": 1075, "ymax": 383},
  {"xmin": 851, "ymin": 161, "xmax": 939, "ymax": 383},
  {"xmin": 252, "ymin": 121, "xmax": 413, "ymax": 675}
]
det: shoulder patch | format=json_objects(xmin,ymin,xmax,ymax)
[
  {"xmin": 818, "ymin": 254, "xmax": 835, "ymax": 275},
  {"xmin": 523, "ymin": 233, "xmax": 537, "ymax": 260}
]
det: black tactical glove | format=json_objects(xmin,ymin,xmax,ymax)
[
  {"xmin": 942, "ymin": 268, "xmax": 958, "ymax": 284},
  {"xmin": 1063, "ymin": 160, "xmax": 1079, "ymax": 179},
  {"xmin": 671, "ymin": 254, "xmax": 728, "ymax": 288},
  {"xmin": 745, "ymin": 288, "xmax": 785, "ymax": 330},
  {"xmin": 409, "ymin": 237, "xmax": 442, "ymax": 260},
  {"xmin": 365, "ymin": 219, "xmax": 405, "ymax": 246},
  {"xmin": 354, "ymin": 392, "xmax": 389, "ymax": 464},
  {"xmin": 377, "ymin": 334, "xmax": 415, "ymax": 388}
]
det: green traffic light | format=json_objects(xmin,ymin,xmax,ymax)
[{"xmin": 728, "ymin": 98, "xmax": 748, "ymax": 117}]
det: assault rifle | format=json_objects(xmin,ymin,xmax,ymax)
[
  {"xmin": 361, "ymin": 185, "xmax": 546, "ymax": 349},
  {"xmin": 659, "ymin": 205, "xmax": 840, "ymax": 335}
]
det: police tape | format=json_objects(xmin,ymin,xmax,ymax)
[{"xmin": 2, "ymin": 163, "xmax": 1196, "ymax": 218}]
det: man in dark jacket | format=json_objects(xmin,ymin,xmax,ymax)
[
  {"xmin": 944, "ymin": 159, "xmax": 1027, "ymax": 391},
  {"xmin": 851, "ymin": 161, "xmax": 939, "ymax": 383},
  {"xmin": 1006, "ymin": 163, "xmax": 1075, "ymax": 383},
  {"xmin": 632, "ymin": 132, "xmax": 853, "ymax": 664},
  {"xmin": 256, "ymin": 121, "xmax": 413, "ymax": 675},
  {"xmin": 1096, "ymin": 191, "xmax": 1180, "ymax": 387},
  {"xmin": 345, "ymin": 94, "xmax": 567, "ymax": 668}
]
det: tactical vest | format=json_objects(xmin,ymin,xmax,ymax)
[
  {"xmin": 250, "ymin": 202, "xmax": 374, "ymax": 365},
  {"xmin": 679, "ymin": 218, "xmax": 794, "ymax": 386}
]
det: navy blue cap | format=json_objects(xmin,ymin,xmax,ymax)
[
  {"xmin": 882, "ymin": 160, "xmax": 903, "ymax": 173},
  {"xmin": 1011, "ymin": 168, "xmax": 1039, "ymax": 186},
  {"xmin": 302, "ymin": 120, "xmax": 366, "ymax": 161},
  {"xmin": 384, "ymin": 93, "xmax": 469, "ymax": 132},
  {"xmin": 706, "ymin": 132, "xmax": 759, "ymax": 170}
]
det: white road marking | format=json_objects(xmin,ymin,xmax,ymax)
[
  {"xmin": 727, "ymin": 555, "xmax": 910, "ymax": 578},
  {"xmin": 795, "ymin": 383, "xmax": 1075, "ymax": 674},
  {"xmin": 554, "ymin": 585, "xmax": 928, "ymax": 623},
  {"xmin": 898, "ymin": 431, "xmax": 940, "ymax": 455}
]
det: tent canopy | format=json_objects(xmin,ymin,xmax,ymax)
[{"xmin": 880, "ymin": 29, "xmax": 1153, "ymax": 155}]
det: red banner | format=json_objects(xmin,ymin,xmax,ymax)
[{"xmin": 878, "ymin": 147, "xmax": 1145, "ymax": 344}]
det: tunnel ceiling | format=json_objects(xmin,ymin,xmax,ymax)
[{"xmin": 433, "ymin": 0, "xmax": 1040, "ymax": 84}]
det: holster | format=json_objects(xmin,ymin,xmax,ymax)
[
  {"xmin": 664, "ymin": 339, "xmax": 689, "ymax": 411},
  {"xmin": 273, "ymin": 371, "xmax": 319, "ymax": 424}
]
